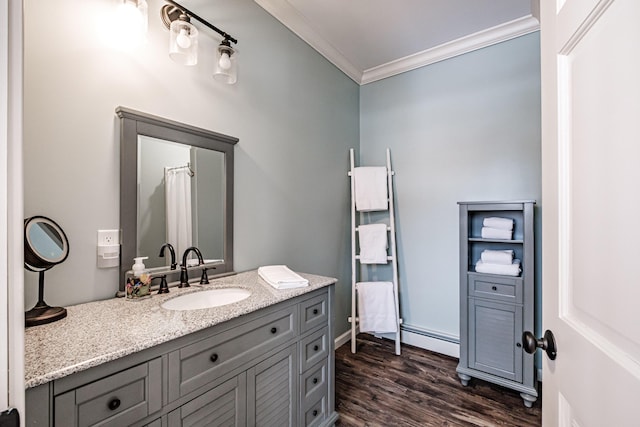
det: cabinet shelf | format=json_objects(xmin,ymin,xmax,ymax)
[
  {"xmin": 457, "ymin": 200, "xmax": 537, "ymax": 408},
  {"xmin": 468, "ymin": 238, "xmax": 523, "ymax": 244}
]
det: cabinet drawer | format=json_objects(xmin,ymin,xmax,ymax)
[
  {"xmin": 469, "ymin": 273, "xmax": 522, "ymax": 304},
  {"xmin": 302, "ymin": 394, "xmax": 327, "ymax": 427},
  {"xmin": 169, "ymin": 305, "xmax": 297, "ymax": 400},
  {"xmin": 300, "ymin": 359, "xmax": 327, "ymax": 407},
  {"xmin": 300, "ymin": 327, "xmax": 329, "ymax": 373},
  {"xmin": 54, "ymin": 358, "xmax": 162, "ymax": 427},
  {"xmin": 300, "ymin": 292, "xmax": 328, "ymax": 334}
]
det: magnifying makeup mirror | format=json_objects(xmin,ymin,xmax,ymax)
[{"xmin": 24, "ymin": 216, "xmax": 69, "ymax": 327}]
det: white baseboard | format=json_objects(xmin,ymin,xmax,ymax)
[
  {"xmin": 400, "ymin": 329, "xmax": 460, "ymax": 358},
  {"xmin": 334, "ymin": 329, "xmax": 353, "ymax": 349},
  {"xmin": 334, "ymin": 325, "xmax": 459, "ymax": 359}
]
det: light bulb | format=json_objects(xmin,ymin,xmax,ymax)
[
  {"xmin": 176, "ymin": 28, "xmax": 191, "ymax": 49},
  {"xmin": 218, "ymin": 52, "xmax": 231, "ymax": 70}
]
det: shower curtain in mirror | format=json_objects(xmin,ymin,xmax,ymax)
[{"xmin": 164, "ymin": 166, "xmax": 192, "ymax": 261}]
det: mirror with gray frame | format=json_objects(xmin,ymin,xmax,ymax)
[{"xmin": 117, "ymin": 107, "xmax": 237, "ymax": 291}]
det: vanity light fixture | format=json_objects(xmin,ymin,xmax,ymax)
[{"xmin": 161, "ymin": 0, "xmax": 239, "ymax": 84}]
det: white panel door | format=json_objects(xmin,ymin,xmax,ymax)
[{"xmin": 540, "ymin": 0, "xmax": 640, "ymax": 426}]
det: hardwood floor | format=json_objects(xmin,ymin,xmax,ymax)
[{"xmin": 334, "ymin": 334, "xmax": 541, "ymax": 426}]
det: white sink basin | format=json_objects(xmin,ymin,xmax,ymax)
[{"xmin": 161, "ymin": 288, "xmax": 251, "ymax": 311}]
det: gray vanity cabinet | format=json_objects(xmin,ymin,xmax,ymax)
[
  {"xmin": 456, "ymin": 201, "xmax": 537, "ymax": 407},
  {"xmin": 26, "ymin": 286, "xmax": 337, "ymax": 427}
]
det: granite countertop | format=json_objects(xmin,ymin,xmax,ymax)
[{"xmin": 25, "ymin": 269, "xmax": 336, "ymax": 389}]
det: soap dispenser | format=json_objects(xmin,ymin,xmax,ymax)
[{"xmin": 126, "ymin": 256, "xmax": 151, "ymax": 300}]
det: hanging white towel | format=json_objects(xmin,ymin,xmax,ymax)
[
  {"xmin": 481, "ymin": 227, "xmax": 513, "ymax": 240},
  {"xmin": 475, "ymin": 259, "xmax": 521, "ymax": 276},
  {"xmin": 480, "ymin": 249, "xmax": 514, "ymax": 265},
  {"xmin": 258, "ymin": 265, "xmax": 309, "ymax": 289},
  {"xmin": 482, "ymin": 217, "xmax": 514, "ymax": 230},
  {"xmin": 165, "ymin": 167, "xmax": 193, "ymax": 259},
  {"xmin": 358, "ymin": 223, "xmax": 388, "ymax": 264},
  {"xmin": 356, "ymin": 281, "xmax": 397, "ymax": 333},
  {"xmin": 354, "ymin": 167, "xmax": 388, "ymax": 212}
]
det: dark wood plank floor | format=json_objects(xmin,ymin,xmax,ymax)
[{"xmin": 335, "ymin": 334, "xmax": 541, "ymax": 427}]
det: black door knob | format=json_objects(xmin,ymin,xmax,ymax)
[{"xmin": 522, "ymin": 330, "xmax": 557, "ymax": 360}]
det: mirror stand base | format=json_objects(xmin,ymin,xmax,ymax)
[{"xmin": 25, "ymin": 304, "xmax": 67, "ymax": 327}]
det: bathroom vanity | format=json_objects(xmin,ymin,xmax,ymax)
[{"xmin": 25, "ymin": 270, "xmax": 338, "ymax": 426}]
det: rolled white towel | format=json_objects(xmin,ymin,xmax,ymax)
[
  {"xmin": 475, "ymin": 259, "xmax": 521, "ymax": 276},
  {"xmin": 258, "ymin": 265, "xmax": 309, "ymax": 289},
  {"xmin": 481, "ymin": 227, "xmax": 513, "ymax": 240},
  {"xmin": 482, "ymin": 217, "xmax": 514, "ymax": 230},
  {"xmin": 480, "ymin": 249, "xmax": 514, "ymax": 265}
]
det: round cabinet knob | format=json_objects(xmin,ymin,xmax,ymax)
[
  {"xmin": 108, "ymin": 398, "xmax": 121, "ymax": 411},
  {"xmin": 522, "ymin": 330, "xmax": 557, "ymax": 360},
  {"xmin": 313, "ymin": 308, "xmax": 319, "ymax": 315},
  {"xmin": 270, "ymin": 327, "xmax": 277, "ymax": 334},
  {"xmin": 312, "ymin": 410, "xmax": 318, "ymax": 417},
  {"xmin": 491, "ymin": 286, "xmax": 497, "ymax": 291},
  {"xmin": 313, "ymin": 345, "xmax": 319, "ymax": 351},
  {"xmin": 210, "ymin": 353, "xmax": 219, "ymax": 363},
  {"xmin": 312, "ymin": 377, "xmax": 318, "ymax": 384}
]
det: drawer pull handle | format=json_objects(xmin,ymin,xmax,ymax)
[
  {"xmin": 210, "ymin": 353, "xmax": 219, "ymax": 363},
  {"xmin": 270, "ymin": 327, "xmax": 277, "ymax": 334},
  {"xmin": 312, "ymin": 410, "xmax": 318, "ymax": 417},
  {"xmin": 313, "ymin": 377, "xmax": 318, "ymax": 384},
  {"xmin": 108, "ymin": 398, "xmax": 121, "ymax": 411},
  {"xmin": 313, "ymin": 308, "xmax": 319, "ymax": 315},
  {"xmin": 491, "ymin": 286, "xmax": 497, "ymax": 291},
  {"xmin": 313, "ymin": 345, "xmax": 319, "ymax": 352}
]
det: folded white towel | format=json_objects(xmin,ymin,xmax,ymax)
[
  {"xmin": 356, "ymin": 281, "xmax": 397, "ymax": 333},
  {"xmin": 475, "ymin": 259, "xmax": 521, "ymax": 276},
  {"xmin": 481, "ymin": 227, "xmax": 513, "ymax": 240},
  {"xmin": 480, "ymin": 249, "xmax": 514, "ymax": 265},
  {"xmin": 258, "ymin": 265, "xmax": 309, "ymax": 289},
  {"xmin": 482, "ymin": 217, "xmax": 514, "ymax": 230},
  {"xmin": 354, "ymin": 167, "xmax": 388, "ymax": 212},
  {"xmin": 358, "ymin": 224, "xmax": 388, "ymax": 264}
]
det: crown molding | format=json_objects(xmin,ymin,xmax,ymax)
[
  {"xmin": 254, "ymin": 0, "xmax": 362, "ymax": 82},
  {"xmin": 361, "ymin": 15, "xmax": 540, "ymax": 84},
  {"xmin": 255, "ymin": 0, "xmax": 540, "ymax": 86}
]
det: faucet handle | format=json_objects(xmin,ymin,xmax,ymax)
[{"xmin": 200, "ymin": 268, "xmax": 209, "ymax": 284}]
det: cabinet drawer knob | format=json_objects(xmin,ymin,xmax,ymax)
[
  {"xmin": 270, "ymin": 327, "xmax": 277, "ymax": 334},
  {"xmin": 491, "ymin": 286, "xmax": 497, "ymax": 291},
  {"xmin": 210, "ymin": 353, "xmax": 219, "ymax": 363},
  {"xmin": 313, "ymin": 308, "xmax": 319, "ymax": 315},
  {"xmin": 312, "ymin": 409, "xmax": 318, "ymax": 417},
  {"xmin": 313, "ymin": 345, "xmax": 319, "ymax": 352},
  {"xmin": 313, "ymin": 377, "xmax": 318, "ymax": 384},
  {"xmin": 108, "ymin": 398, "xmax": 121, "ymax": 411}
]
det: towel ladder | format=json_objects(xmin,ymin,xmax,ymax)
[{"xmin": 347, "ymin": 148, "xmax": 402, "ymax": 356}]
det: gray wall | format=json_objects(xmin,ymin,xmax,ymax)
[
  {"xmin": 23, "ymin": 0, "xmax": 358, "ymax": 337},
  {"xmin": 359, "ymin": 32, "xmax": 542, "ymax": 342}
]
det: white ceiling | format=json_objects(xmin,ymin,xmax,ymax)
[{"xmin": 254, "ymin": 0, "xmax": 540, "ymax": 84}]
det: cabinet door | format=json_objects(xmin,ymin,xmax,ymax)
[
  {"xmin": 167, "ymin": 373, "xmax": 247, "ymax": 427},
  {"xmin": 468, "ymin": 298, "xmax": 523, "ymax": 382},
  {"xmin": 246, "ymin": 345, "xmax": 297, "ymax": 427}
]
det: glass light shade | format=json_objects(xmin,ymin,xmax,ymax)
[
  {"xmin": 214, "ymin": 45, "xmax": 238, "ymax": 84},
  {"xmin": 169, "ymin": 17, "xmax": 198, "ymax": 66},
  {"xmin": 115, "ymin": 0, "xmax": 148, "ymax": 48}
]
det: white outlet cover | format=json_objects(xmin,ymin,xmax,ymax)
[{"xmin": 97, "ymin": 229, "xmax": 120, "ymax": 246}]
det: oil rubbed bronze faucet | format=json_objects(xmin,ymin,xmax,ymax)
[
  {"xmin": 179, "ymin": 247, "xmax": 204, "ymax": 288},
  {"xmin": 159, "ymin": 243, "xmax": 177, "ymax": 270}
]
